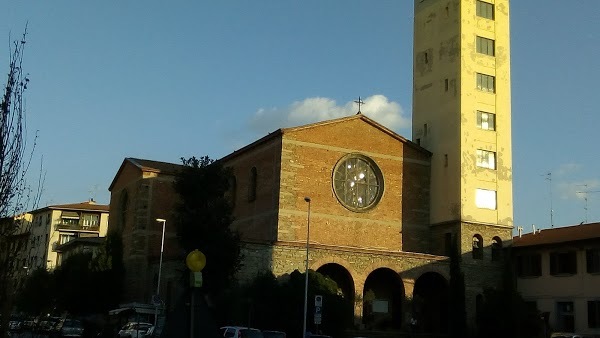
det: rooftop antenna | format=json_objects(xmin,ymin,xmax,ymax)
[
  {"xmin": 576, "ymin": 184, "xmax": 589, "ymax": 224},
  {"xmin": 543, "ymin": 172, "xmax": 554, "ymax": 228},
  {"xmin": 576, "ymin": 188, "xmax": 600, "ymax": 224},
  {"xmin": 88, "ymin": 184, "xmax": 99, "ymax": 202},
  {"xmin": 354, "ymin": 96, "xmax": 365, "ymax": 114}
]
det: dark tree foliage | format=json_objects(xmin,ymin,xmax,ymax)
[
  {"xmin": 222, "ymin": 270, "xmax": 353, "ymax": 338},
  {"xmin": 14, "ymin": 268, "xmax": 54, "ymax": 315},
  {"xmin": 476, "ymin": 247, "xmax": 544, "ymax": 338},
  {"xmin": 173, "ymin": 156, "xmax": 242, "ymax": 297},
  {"xmin": 448, "ymin": 237, "xmax": 467, "ymax": 338},
  {"xmin": 15, "ymin": 232, "xmax": 125, "ymax": 317}
]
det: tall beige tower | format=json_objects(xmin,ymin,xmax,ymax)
[{"xmin": 413, "ymin": 0, "xmax": 513, "ymax": 259}]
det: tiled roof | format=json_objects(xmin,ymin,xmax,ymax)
[
  {"xmin": 512, "ymin": 222, "xmax": 600, "ymax": 248},
  {"xmin": 33, "ymin": 201, "xmax": 109, "ymax": 213},
  {"xmin": 109, "ymin": 157, "xmax": 183, "ymax": 191},
  {"xmin": 220, "ymin": 113, "xmax": 430, "ymax": 162},
  {"xmin": 127, "ymin": 158, "xmax": 182, "ymax": 175}
]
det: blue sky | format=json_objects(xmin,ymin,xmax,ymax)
[{"xmin": 2, "ymin": 1, "xmax": 599, "ymax": 232}]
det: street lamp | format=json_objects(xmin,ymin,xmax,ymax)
[
  {"xmin": 302, "ymin": 196, "xmax": 311, "ymax": 338},
  {"xmin": 155, "ymin": 218, "xmax": 167, "ymax": 326}
]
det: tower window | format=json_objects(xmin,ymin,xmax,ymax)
[
  {"xmin": 423, "ymin": 123, "xmax": 428, "ymax": 136},
  {"xmin": 491, "ymin": 237, "xmax": 502, "ymax": 261},
  {"xmin": 444, "ymin": 154, "xmax": 448, "ymax": 167},
  {"xmin": 477, "ymin": 111, "xmax": 496, "ymax": 131},
  {"xmin": 472, "ymin": 234, "xmax": 483, "ymax": 259},
  {"xmin": 476, "ymin": 0, "xmax": 494, "ymax": 20},
  {"xmin": 444, "ymin": 79, "xmax": 449, "ymax": 92},
  {"xmin": 476, "ymin": 149, "xmax": 496, "ymax": 170},
  {"xmin": 475, "ymin": 188, "xmax": 497, "ymax": 209},
  {"xmin": 476, "ymin": 73, "xmax": 495, "ymax": 93},
  {"xmin": 476, "ymin": 36, "xmax": 495, "ymax": 56}
]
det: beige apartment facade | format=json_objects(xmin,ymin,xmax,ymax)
[
  {"xmin": 513, "ymin": 223, "xmax": 600, "ymax": 336},
  {"xmin": 27, "ymin": 201, "xmax": 109, "ymax": 270}
]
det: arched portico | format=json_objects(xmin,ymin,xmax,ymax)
[{"xmin": 362, "ymin": 268, "xmax": 405, "ymax": 330}]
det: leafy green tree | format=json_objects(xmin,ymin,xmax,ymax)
[{"xmin": 173, "ymin": 156, "xmax": 242, "ymax": 298}]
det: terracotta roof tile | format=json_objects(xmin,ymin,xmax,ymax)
[
  {"xmin": 127, "ymin": 158, "xmax": 183, "ymax": 175},
  {"xmin": 513, "ymin": 222, "xmax": 600, "ymax": 248},
  {"xmin": 33, "ymin": 201, "xmax": 109, "ymax": 213}
]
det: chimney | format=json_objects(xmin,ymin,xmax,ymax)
[
  {"xmin": 532, "ymin": 224, "xmax": 536, "ymax": 234},
  {"xmin": 518, "ymin": 226, "xmax": 523, "ymax": 238}
]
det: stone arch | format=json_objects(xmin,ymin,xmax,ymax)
[
  {"xmin": 413, "ymin": 271, "xmax": 448, "ymax": 334},
  {"xmin": 362, "ymin": 267, "xmax": 405, "ymax": 330},
  {"xmin": 315, "ymin": 262, "xmax": 356, "ymax": 327},
  {"xmin": 316, "ymin": 263, "xmax": 355, "ymax": 303},
  {"xmin": 491, "ymin": 236, "xmax": 502, "ymax": 261},
  {"xmin": 472, "ymin": 234, "xmax": 484, "ymax": 259}
]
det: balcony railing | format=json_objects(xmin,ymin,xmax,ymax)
[{"xmin": 54, "ymin": 222, "xmax": 100, "ymax": 232}]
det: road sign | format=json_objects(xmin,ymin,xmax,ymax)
[
  {"xmin": 315, "ymin": 295, "xmax": 322, "ymax": 307},
  {"xmin": 314, "ymin": 313, "xmax": 322, "ymax": 325},
  {"xmin": 315, "ymin": 306, "xmax": 321, "ymax": 314}
]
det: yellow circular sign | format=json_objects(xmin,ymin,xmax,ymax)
[{"xmin": 186, "ymin": 249, "xmax": 206, "ymax": 272}]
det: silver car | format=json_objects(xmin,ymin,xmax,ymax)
[
  {"xmin": 118, "ymin": 322, "xmax": 153, "ymax": 338},
  {"xmin": 60, "ymin": 319, "xmax": 84, "ymax": 337}
]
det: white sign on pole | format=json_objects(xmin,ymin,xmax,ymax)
[
  {"xmin": 315, "ymin": 295, "xmax": 323, "ymax": 307},
  {"xmin": 314, "ymin": 313, "xmax": 322, "ymax": 325}
]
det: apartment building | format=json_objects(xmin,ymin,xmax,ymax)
[
  {"xmin": 27, "ymin": 200, "xmax": 109, "ymax": 270},
  {"xmin": 513, "ymin": 223, "xmax": 600, "ymax": 336}
]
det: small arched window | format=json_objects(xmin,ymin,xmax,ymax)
[
  {"xmin": 472, "ymin": 234, "xmax": 483, "ymax": 259},
  {"xmin": 491, "ymin": 236, "xmax": 502, "ymax": 261},
  {"xmin": 248, "ymin": 167, "xmax": 257, "ymax": 202}
]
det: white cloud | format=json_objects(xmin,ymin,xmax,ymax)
[
  {"xmin": 557, "ymin": 179, "xmax": 600, "ymax": 200},
  {"xmin": 555, "ymin": 163, "xmax": 583, "ymax": 176},
  {"xmin": 248, "ymin": 95, "xmax": 409, "ymax": 135}
]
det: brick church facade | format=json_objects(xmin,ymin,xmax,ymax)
[
  {"xmin": 108, "ymin": 0, "xmax": 514, "ymax": 333},
  {"xmin": 109, "ymin": 114, "xmax": 506, "ymax": 332}
]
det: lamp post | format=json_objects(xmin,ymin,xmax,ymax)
[
  {"xmin": 302, "ymin": 196, "xmax": 311, "ymax": 338},
  {"xmin": 154, "ymin": 218, "xmax": 167, "ymax": 326}
]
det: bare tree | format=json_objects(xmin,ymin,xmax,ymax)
[{"xmin": 0, "ymin": 26, "xmax": 43, "ymax": 337}]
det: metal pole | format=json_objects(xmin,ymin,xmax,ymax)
[
  {"xmin": 155, "ymin": 218, "xmax": 167, "ymax": 326},
  {"xmin": 302, "ymin": 197, "xmax": 311, "ymax": 338},
  {"xmin": 190, "ymin": 289, "xmax": 195, "ymax": 338}
]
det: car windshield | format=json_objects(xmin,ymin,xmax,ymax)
[{"xmin": 241, "ymin": 329, "xmax": 264, "ymax": 338}]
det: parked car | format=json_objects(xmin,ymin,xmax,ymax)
[
  {"xmin": 550, "ymin": 333, "xmax": 593, "ymax": 338},
  {"xmin": 118, "ymin": 322, "xmax": 153, "ymax": 338},
  {"xmin": 60, "ymin": 318, "xmax": 84, "ymax": 337},
  {"xmin": 220, "ymin": 326, "xmax": 264, "ymax": 338},
  {"xmin": 262, "ymin": 330, "xmax": 286, "ymax": 338},
  {"xmin": 8, "ymin": 318, "xmax": 22, "ymax": 332}
]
